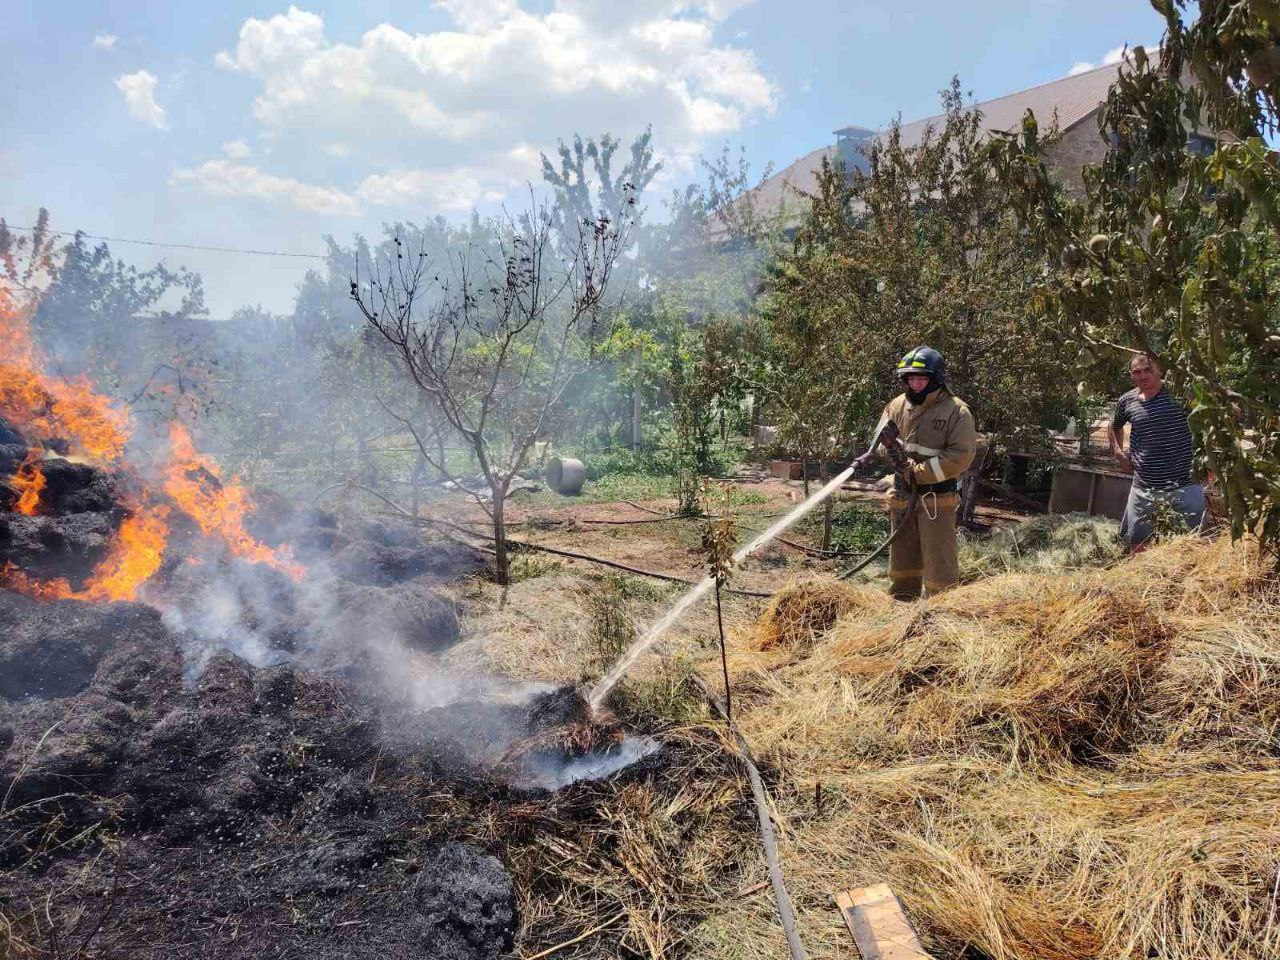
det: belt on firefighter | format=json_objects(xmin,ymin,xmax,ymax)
[{"xmin": 894, "ymin": 478, "xmax": 958, "ymax": 495}]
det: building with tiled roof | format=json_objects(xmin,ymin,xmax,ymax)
[{"xmin": 748, "ymin": 59, "xmax": 1213, "ymax": 226}]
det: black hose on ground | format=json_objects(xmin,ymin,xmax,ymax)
[
  {"xmin": 689, "ymin": 674, "xmax": 808, "ymax": 960},
  {"xmin": 838, "ymin": 483, "xmax": 917, "ymax": 581}
]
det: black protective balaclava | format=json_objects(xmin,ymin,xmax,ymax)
[{"xmin": 904, "ymin": 376, "xmax": 940, "ymax": 405}]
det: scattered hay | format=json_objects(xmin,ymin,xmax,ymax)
[
  {"xmin": 959, "ymin": 511, "xmax": 1125, "ymax": 582},
  {"xmin": 754, "ymin": 579, "xmax": 888, "ymax": 651},
  {"xmin": 698, "ymin": 534, "xmax": 1280, "ymax": 960},
  {"xmin": 442, "ymin": 528, "xmax": 1278, "ymax": 959}
]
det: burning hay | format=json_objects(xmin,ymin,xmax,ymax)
[
  {"xmin": 687, "ymin": 534, "xmax": 1280, "ymax": 959},
  {"xmin": 0, "ymin": 288, "xmax": 304, "ymax": 605}
]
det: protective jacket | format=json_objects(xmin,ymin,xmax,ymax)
[{"xmin": 875, "ymin": 388, "xmax": 977, "ymax": 492}]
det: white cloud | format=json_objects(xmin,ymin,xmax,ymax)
[
  {"xmin": 170, "ymin": 159, "xmax": 520, "ymax": 217},
  {"xmin": 204, "ymin": 2, "xmax": 775, "ymax": 215},
  {"xmin": 92, "ymin": 33, "xmax": 118, "ymax": 50},
  {"xmin": 171, "ymin": 160, "xmax": 359, "ymax": 216},
  {"xmin": 115, "ymin": 70, "xmax": 166, "ymax": 129},
  {"xmin": 356, "ymin": 168, "xmax": 509, "ymax": 211},
  {"xmin": 1068, "ymin": 43, "xmax": 1148, "ymax": 77},
  {"xmin": 221, "ymin": 139, "xmax": 253, "ymax": 159},
  {"xmin": 215, "ymin": 6, "xmax": 325, "ymax": 73}
]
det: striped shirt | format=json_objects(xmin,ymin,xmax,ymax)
[{"xmin": 1112, "ymin": 387, "xmax": 1195, "ymax": 489}]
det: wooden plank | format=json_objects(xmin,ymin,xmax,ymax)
[{"xmin": 835, "ymin": 884, "xmax": 934, "ymax": 960}]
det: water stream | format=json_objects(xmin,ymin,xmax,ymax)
[{"xmin": 587, "ymin": 464, "xmax": 859, "ymax": 709}]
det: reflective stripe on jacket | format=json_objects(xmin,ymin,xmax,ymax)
[{"xmin": 873, "ymin": 389, "xmax": 977, "ymax": 486}]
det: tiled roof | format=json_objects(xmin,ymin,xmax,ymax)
[
  {"xmin": 878, "ymin": 60, "xmax": 1122, "ymax": 152},
  {"xmin": 749, "ymin": 61, "xmax": 1124, "ymax": 221}
]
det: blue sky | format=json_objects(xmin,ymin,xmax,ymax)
[{"xmin": 1, "ymin": 1, "xmax": 1167, "ymax": 317}]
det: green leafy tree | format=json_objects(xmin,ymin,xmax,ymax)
[
  {"xmin": 990, "ymin": 9, "xmax": 1280, "ymax": 544},
  {"xmin": 852, "ymin": 81, "xmax": 1080, "ymax": 448},
  {"xmin": 3, "ymin": 217, "xmax": 212, "ymax": 425},
  {"xmin": 760, "ymin": 83, "xmax": 1075, "ymax": 534}
]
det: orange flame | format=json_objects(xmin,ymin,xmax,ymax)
[
  {"xmin": 163, "ymin": 423, "xmax": 304, "ymax": 580},
  {"xmin": 0, "ymin": 290, "xmax": 129, "ymax": 461},
  {"xmin": 11, "ymin": 450, "xmax": 47, "ymax": 515},
  {"xmin": 2, "ymin": 282, "xmax": 304, "ymax": 603},
  {"xmin": 79, "ymin": 506, "xmax": 170, "ymax": 601},
  {"xmin": 1, "ymin": 501, "xmax": 168, "ymax": 603}
]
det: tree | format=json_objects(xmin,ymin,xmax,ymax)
[
  {"xmin": 0, "ymin": 209, "xmax": 58, "ymax": 308},
  {"xmin": 758, "ymin": 84, "xmax": 1076, "ymax": 535},
  {"xmin": 0, "ymin": 213, "xmax": 213, "ymax": 427},
  {"xmin": 541, "ymin": 129, "xmax": 662, "ymax": 243},
  {"xmin": 758, "ymin": 158, "xmax": 867, "ymax": 546},
  {"xmin": 990, "ymin": 8, "xmax": 1280, "ymax": 545},
  {"xmin": 352, "ymin": 200, "xmax": 636, "ymax": 584},
  {"xmin": 852, "ymin": 81, "xmax": 1081, "ymax": 448}
]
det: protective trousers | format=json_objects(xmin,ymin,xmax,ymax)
[{"xmin": 888, "ymin": 491, "xmax": 960, "ymax": 600}]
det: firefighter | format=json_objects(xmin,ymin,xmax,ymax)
[{"xmin": 875, "ymin": 346, "xmax": 977, "ymax": 600}]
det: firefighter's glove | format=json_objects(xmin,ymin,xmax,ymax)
[{"xmin": 884, "ymin": 437, "xmax": 909, "ymax": 474}]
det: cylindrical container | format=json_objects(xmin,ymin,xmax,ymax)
[{"xmin": 546, "ymin": 457, "xmax": 586, "ymax": 495}]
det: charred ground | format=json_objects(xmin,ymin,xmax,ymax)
[{"xmin": 0, "ymin": 443, "xmax": 755, "ymax": 960}]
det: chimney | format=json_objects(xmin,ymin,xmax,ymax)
[{"xmin": 834, "ymin": 126, "xmax": 876, "ymax": 176}]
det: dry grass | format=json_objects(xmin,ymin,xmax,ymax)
[
  {"xmin": 450, "ymin": 533, "xmax": 1280, "ymax": 959},
  {"xmin": 957, "ymin": 512, "xmax": 1126, "ymax": 582},
  {"xmin": 753, "ymin": 579, "xmax": 890, "ymax": 652},
  {"xmin": 689, "ymin": 534, "xmax": 1280, "ymax": 960}
]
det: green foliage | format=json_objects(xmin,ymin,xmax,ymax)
[
  {"xmin": 586, "ymin": 575, "xmax": 639, "ymax": 672},
  {"xmin": 19, "ymin": 223, "xmax": 212, "ymax": 425},
  {"xmin": 540, "ymin": 128, "xmax": 662, "ymax": 243},
  {"xmin": 796, "ymin": 502, "xmax": 890, "ymax": 560},
  {"xmin": 507, "ymin": 552, "xmax": 563, "ymax": 583},
  {"xmin": 754, "ymin": 79, "xmax": 1084, "ymax": 540},
  {"xmin": 991, "ymin": 15, "xmax": 1280, "ymax": 546},
  {"xmin": 582, "ymin": 446, "xmax": 671, "ymax": 480},
  {"xmin": 580, "ymin": 471, "xmax": 677, "ymax": 504},
  {"xmin": 605, "ymin": 654, "xmax": 704, "ymax": 728}
]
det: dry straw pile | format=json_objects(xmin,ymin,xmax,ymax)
[{"xmin": 693, "ymin": 535, "xmax": 1280, "ymax": 959}]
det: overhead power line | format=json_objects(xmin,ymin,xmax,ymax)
[{"xmin": 3, "ymin": 222, "xmax": 328, "ymax": 260}]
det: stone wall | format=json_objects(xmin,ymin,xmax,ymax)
[{"xmin": 1045, "ymin": 113, "xmax": 1110, "ymax": 197}]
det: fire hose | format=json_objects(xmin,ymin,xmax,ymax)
[
  {"xmin": 836, "ymin": 420, "xmax": 919, "ymax": 581},
  {"xmin": 836, "ymin": 483, "xmax": 917, "ymax": 581},
  {"xmin": 682, "ymin": 419, "xmax": 917, "ymax": 960}
]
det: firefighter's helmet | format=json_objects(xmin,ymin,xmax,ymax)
[{"xmin": 896, "ymin": 346, "xmax": 947, "ymax": 387}]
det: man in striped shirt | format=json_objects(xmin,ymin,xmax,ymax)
[{"xmin": 1107, "ymin": 353, "xmax": 1206, "ymax": 547}]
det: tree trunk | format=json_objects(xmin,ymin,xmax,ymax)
[
  {"xmin": 410, "ymin": 451, "xmax": 427, "ymax": 518},
  {"xmin": 750, "ymin": 395, "xmax": 760, "ymax": 463},
  {"xmin": 958, "ymin": 438, "xmax": 988, "ymax": 528},
  {"xmin": 632, "ymin": 345, "xmax": 643, "ymax": 450},
  {"xmin": 492, "ymin": 484, "xmax": 510, "ymax": 586},
  {"xmin": 715, "ymin": 582, "xmax": 731, "ymax": 721}
]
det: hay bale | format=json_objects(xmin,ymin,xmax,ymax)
[{"xmin": 755, "ymin": 578, "xmax": 888, "ymax": 650}]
